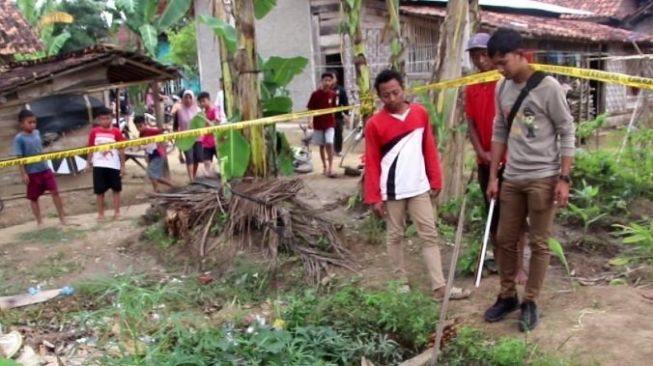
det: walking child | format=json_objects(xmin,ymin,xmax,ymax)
[
  {"xmin": 307, "ymin": 73, "xmax": 337, "ymax": 177},
  {"xmin": 197, "ymin": 91, "xmax": 222, "ymax": 177},
  {"xmin": 87, "ymin": 106, "xmax": 125, "ymax": 220},
  {"xmin": 134, "ymin": 115, "xmax": 175, "ymax": 192},
  {"xmin": 13, "ymin": 109, "xmax": 66, "ymax": 227}
]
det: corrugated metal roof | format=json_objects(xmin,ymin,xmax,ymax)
[
  {"xmin": 401, "ymin": 5, "xmax": 653, "ymax": 44},
  {"xmin": 409, "ymin": 0, "xmax": 593, "ymax": 16}
]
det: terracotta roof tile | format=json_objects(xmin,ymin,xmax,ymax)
[
  {"xmin": 0, "ymin": 46, "xmax": 179, "ymax": 96},
  {"xmin": 535, "ymin": 0, "xmax": 638, "ymax": 20},
  {"xmin": 400, "ymin": 5, "xmax": 653, "ymax": 44},
  {"xmin": 0, "ymin": 0, "xmax": 42, "ymax": 56}
]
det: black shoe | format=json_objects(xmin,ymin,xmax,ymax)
[
  {"xmin": 519, "ymin": 301, "xmax": 539, "ymax": 332},
  {"xmin": 484, "ymin": 295, "xmax": 519, "ymax": 322}
]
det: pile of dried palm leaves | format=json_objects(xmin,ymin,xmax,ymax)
[{"xmin": 150, "ymin": 178, "xmax": 354, "ymax": 283}]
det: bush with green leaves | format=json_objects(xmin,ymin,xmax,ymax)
[
  {"xmin": 282, "ymin": 284, "xmax": 438, "ymax": 351},
  {"xmin": 612, "ymin": 220, "xmax": 653, "ymax": 264},
  {"xmin": 440, "ymin": 327, "xmax": 571, "ymax": 366}
]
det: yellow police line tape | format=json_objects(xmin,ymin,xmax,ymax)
[
  {"xmin": 0, "ymin": 106, "xmax": 355, "ymax": 169},
  {"xmin": 2, "ymin": 63, "xmax": 653, "ymax": 170}
]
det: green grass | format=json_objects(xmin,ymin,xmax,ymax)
[
  {"xmin": 17, "ymin": 227, "xmax": 84, "ymax": 244},
  {"xmin": 31, "ymin": 251, "xmax": 82, "ymax": 280}
]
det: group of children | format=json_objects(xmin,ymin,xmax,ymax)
[{"xmin": 13, "ymin": 90, "xmax": 223, "ymax": 226}]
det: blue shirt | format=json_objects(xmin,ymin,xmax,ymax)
[{"xmin": 13, "ymin": 130, "xmax": 49, "ymax": 174}]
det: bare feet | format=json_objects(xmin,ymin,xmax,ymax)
[
  {"xmin": 113, "ymin": 213, "xmax": 121, "ymax": 221},
  {"xmin": 36, "ymin": 222, "xmax": 44, "ymax": 229},
  {"xmin": 515, "ymin": 269, "xmax": 529, "ymax": 285},
  {"xmin": 97, "ymin": 214, "xmax": 106, "ymax": 221}
]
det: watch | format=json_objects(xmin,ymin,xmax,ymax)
[{"xmin": 559, "ymin": 175, "xmax": 572, "ymax": 183}]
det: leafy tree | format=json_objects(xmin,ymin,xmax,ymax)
[
  {"xmin": 53, "ymin": 0, "xmax": 110, "ymax": 53},
  {"xmin": 167, "ymin": 23, "xmax": 198, "ymax": 74}
]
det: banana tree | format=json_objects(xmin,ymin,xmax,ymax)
[
  {"xmin": 430, "ymin": 0, "xmax": 474, "ymax": 202},
  {"xmin": 113, "ymin": 0, "xmax": 192, "ymax": 57},
  {"xmin": 340, "ymin": 0, "xmax": 373, "ymax": 123},
  {"xmin": 15, "ymin": 0, "xmax": 74, "ymax": 58},
  {"xmin": 385, "ymin": 0, "xmax": 405, "ymax": 76}
]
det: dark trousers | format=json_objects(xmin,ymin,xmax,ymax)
[{"xmin": 334, "ymin": 117, "xmax": 344, "ymax": 154}]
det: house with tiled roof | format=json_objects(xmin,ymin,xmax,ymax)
[
  {"xmin": 198, "ymin": 0, "xmax": 653, "ymax": 122},
  {"xmin": 0, "ymin": 0, "xmax": 42, "ymax": 63}
]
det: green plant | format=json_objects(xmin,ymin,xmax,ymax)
[
  {"xmin": 360, "ymin": 216, "xmax": 385, "ymax": 245},
  {"xmin": 548, "ymin": 238, "xmax": 571, "ymax": 277},
  {"xmin": 563, "ymin": 180, "xmax": 607, "ymax": 231},
  {"xmin": 18, "ymin": 226, "xmax": 84, "ymax": 244},
  {"xmin": 144, "ymin": 223, "xmax": 175, "ymax": 249},
  {"xmin": 612, "ymin": 220, "xmax": 653, "ymax": 262},
  {"xmin": 166, "ymin": 22, "xmax": 198, "ymax": 74},
  {"xmin": 577, "ymin": 113, "xmax": 607, "ymax": 141},
  {"xmin": 31, "ymin": 252, "xmax": 81, "ymax": 280},
  {"xmin": 283, "ymin": 283, "xmax": 438, "ymax": 350}
]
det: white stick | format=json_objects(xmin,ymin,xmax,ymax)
[{"xmin": 475, "ymin": 198, "xmax": 496, "ymax": 288}]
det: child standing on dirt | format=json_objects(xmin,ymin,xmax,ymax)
[
  {"xmin": 13, "ymin": 109, "xmax": 67, "ymax": 227},
  {"xmin": 483, "ymin": 28, "xmax": 575, "ymax": 332},
  {"xmin": 364, "ymin": 69, "xmax": 471, "ymax": 301},
  {"xmin": 86, "ymin": 106, "xmax": 125, "ymax": 220},
  {"xmin": 197, "ymin": 91, "xmax": 222, "ymax": 178},
  {"xmin": 307, "ymin": 73, "xmax": 337, "ymax": 177},
  {"xmin": 134, "ymin": 115, "xmax": 175, "ymax": 192}
]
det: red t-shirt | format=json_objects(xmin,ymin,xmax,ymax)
[
  {"xmin": 140, "ymin": 127, "xmax": 165, "ymax": 158},
  {"xmin": 307, "ymin": 89, "xmax": 336, "ymax": 130},
  {"xmin": 201, "ymin": 106, "xmax": 219, "ymax": 148},
  {"xmin": 465, "ymin": 81, "xmax": 497, "ymax": 164}
]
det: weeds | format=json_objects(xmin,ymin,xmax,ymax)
[
  {"xmin": 17, "ymin": 226, "xmax": 84, "ymax": 244},
  {"xmin": 31, "ymin": 252, "xmax": 81, "ymax": 280},
  {"xmin": 440, "ymin": 326, "xmax": 571, "ymax": 366},
  {"xmin": 361, "ymin": 215, "xmax": 385, "ymax": 245},
  {"xmin": 143, "ymin": 223, "xmax": 174, "ymax": 249},
  {"xmin": 612, "ymin": 220, "xmax": 653, "ymax": 264},
  {"xmin": 562, "ymin": 180, "xmax": 607, "ymax": 232}
]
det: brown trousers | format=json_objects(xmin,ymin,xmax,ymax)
[
  {"xmin": 385, "ymin": 192, "xmax": 446, "ymax": 290},
  {"xmin": 497, "ymin": 177, "xmax": 557, "ymax": 301}
]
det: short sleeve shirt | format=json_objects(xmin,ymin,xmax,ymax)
[
  {"xmin": 88, "ymin": 127, "xmax": 125, "ymax": 170},
  {"xmin": 13, "ymin": 130, "xmax": 49, "ymax": 174},
  {"xmin": 307, "ymin": 89, "xmax": 337, "ymax": 130}
]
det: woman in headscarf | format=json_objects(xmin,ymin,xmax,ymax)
[{"xmin": 177, "ymin": 90, "xmax": 201, "ymax": 181}]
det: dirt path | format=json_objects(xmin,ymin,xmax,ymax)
[{"xmin": 1, "ymin": 166, "xmax": 652, "ymax": 365}]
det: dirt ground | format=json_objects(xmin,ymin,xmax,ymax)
[{"xmin": 1, "ymin": 124, "xmax": 652, "ymax": 366}]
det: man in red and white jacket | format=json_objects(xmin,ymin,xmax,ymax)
[{"xmin": 364, "ymin": 69, "xmax": 470, "ymax": 300}]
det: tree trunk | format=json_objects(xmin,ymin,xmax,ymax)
[
  {"xmin": 385, "ymin": 0, "xmax": 405, "ymax": 76},
  {"xmin": 233, "ymin": 0, "xmax": 268, "ymax": 177},
  {"xmin": 213, "ymin": 0, "xmax": 237, "ymax": 119},
  {"xmin": 431, "ymin": 0, "xmax": 471, "ymax": 202},
  {"xmin": 341, "ymin": 0, "xmax": 373, "ymax": 123}
]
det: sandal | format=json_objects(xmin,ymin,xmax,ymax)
[{"xmin": 434, "ymin": 286, "xmax": 472, "ymax": 301}]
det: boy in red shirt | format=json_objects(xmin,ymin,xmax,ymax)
[
  {"xmin": 364, "ymin": 69, "xmax": 470, "ymax": 300},
  {"xmin": 13, "ymin": 109, "xmax": 66, "ymax": 227},
  {"xmin": 86, "ymin": 106, "xmax": 125, "ymax": 220},
  {"xmin": 307, "ymin": 73, "xmax": 337, "ymax": 177},
  {"xmin": 465, "ymin": 33, "xmax": 528, "ymax": 284},
  {"xmin": 198, "ymin": 91, "xmax": 222, "ymax": 178},
  {"xmin": 134, "ymin": 115, "xmax": 175, "ymax": 192}
]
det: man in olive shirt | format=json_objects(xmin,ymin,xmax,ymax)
[{"xmin": 483, "ymin": 28, "xmax": 575, "ymax": 332}]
